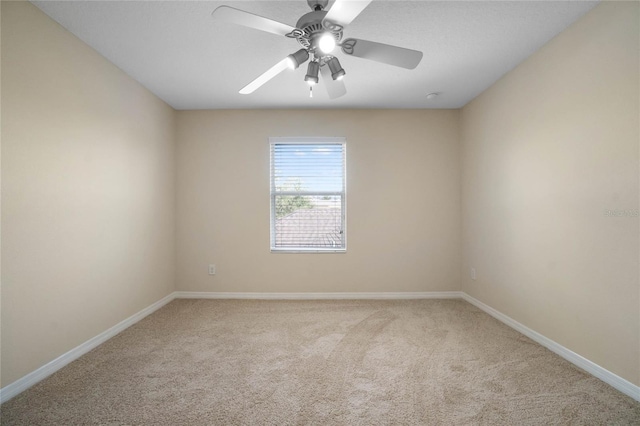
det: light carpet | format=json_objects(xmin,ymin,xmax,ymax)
[{"xmin": 1, "ymin": 299, "xmax": 639, "ymax": 425}]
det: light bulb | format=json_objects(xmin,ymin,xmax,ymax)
[
  {"xmin": 286, "ymin": 57, "xmax": 296, "ymax": 70},
  {"xmin": 318, "ymin": 33, "xmax": 336, "ymax": 54},
  {"xmin": 304, "ymin": 61, "xmax": 320, "ymax": 85},
  {"xmin": 327, "ymin": 57, "xmax": 345, "ymax": 81},
  {"xmin": 286, "ymin": 49, "xmax": 309, "ymax": 70}
]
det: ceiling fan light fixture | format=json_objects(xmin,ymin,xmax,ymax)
[
  {"xmin": 305, "ymin": 61, "xmax": 320, "ymax": 85},
  {"xmin": 213, "ymin": 2, "xmax": 423, "ymax": 100},
  {"xmin": 286, "ymin": 48, "xmax": 310, "ymax": 70},
  {"xmin": 318, "ymin": 33, "xmax": 336, "ymax": 54},
  {"xmin": 327, "ymin": 57, "xmax": 346, "ymax": 80}
]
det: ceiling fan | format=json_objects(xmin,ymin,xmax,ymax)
[{"xmin": 211, "ymin": 0, "xmax": 423, "ymax": 99}]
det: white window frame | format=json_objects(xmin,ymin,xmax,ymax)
[{"xmin": 269, "ymin": 137, "xmax": 347, "ymax": 253}]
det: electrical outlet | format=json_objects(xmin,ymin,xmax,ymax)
[
  {"xmin": 208, "ymin": 264, "xmax": 216, "ymax": 275},
  {"xmin": 471, "ymin": 267, "xmax": 476, "ymax": 280}
]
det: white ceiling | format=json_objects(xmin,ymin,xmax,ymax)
[{"xmin": 32, "ymin": 0, "xmax": 598, "ymax": 110}]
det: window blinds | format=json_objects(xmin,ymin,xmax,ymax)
[{"xmin": 270, "ymin": 138, "xmax": 346, "ymax": 252}]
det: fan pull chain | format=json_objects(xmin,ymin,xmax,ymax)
[{"xmin": 309, "ymin": 86, "xmax": 313, "ymax": 98}]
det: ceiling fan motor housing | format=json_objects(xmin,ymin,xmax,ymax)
[{"xmin": 295, "ymin": 10, "xmax": 343, "ymax": 51}]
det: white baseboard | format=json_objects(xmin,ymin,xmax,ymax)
[
  {"xmin": 461, "ymin": 292, "xmax": 640, "ymax": 402},
  {"xmin": 174, "ymin": 291, "xmax": 463, "ymax": 300},
  {"xmin": 0, "ymin": 292, "xmax": 177, "ymax": 404}
]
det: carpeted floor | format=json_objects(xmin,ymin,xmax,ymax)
[{"xmin": 1, "ymin": 299, "xmax": 639, "ymax": 425}]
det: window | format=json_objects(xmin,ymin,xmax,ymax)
[{"xmin": 270, "ymin": 137, "xmax": 346, "ymax": 252}]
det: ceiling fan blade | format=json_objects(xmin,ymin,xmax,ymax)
[
  {"xmin": 239, "ymin": 57, "xmax": 291, "ymax": 94},
  {"xmin": 322, "ymin": 0, "xmax": 372, "ymax": 29},
  {"xmin": 212, "ymin": 5, "xmax": 296, "ymax": 37},
  {"xmin": 320, "ymin": 65, "xmax": 346, "ymax": 99},
  {"xmin": 341, "ymin": 38, "xmax": 423, "ymax": 69}
]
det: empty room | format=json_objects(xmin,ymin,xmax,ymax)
[{"xmin": 1, "ymin": 0, "xmax": 639, "ymax": 424}]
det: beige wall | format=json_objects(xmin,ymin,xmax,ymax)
[
  {"xmin": 0, "ymin": 0, "xmax": 4, "ymax": 385},
  {"xmin": 461, "ymin": 1, "xmax": 639, "ymax": 386},
  {"xmin": 176, "ymin": 110, "xmax": 461, "ymax": 293},
  {"xmin": 1, "ymin": 2, "xmax": 176, "ymax": 386}
]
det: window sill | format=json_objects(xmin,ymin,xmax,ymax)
[{"xmin": 270, "ymin": 248, "xmax": 347, "ymax": 254}]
